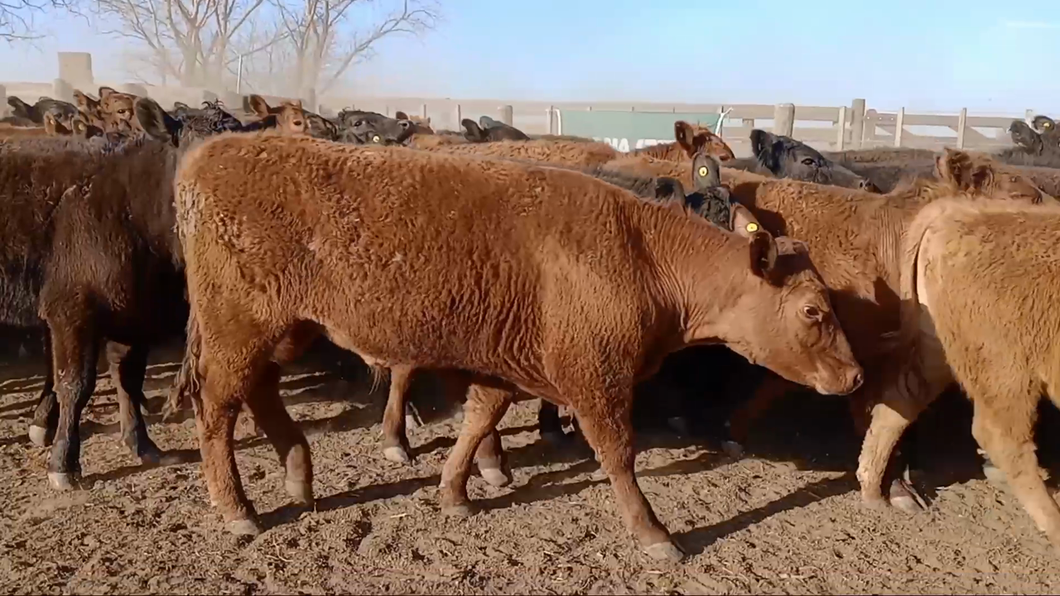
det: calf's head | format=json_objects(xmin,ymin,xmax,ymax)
[
  {"xmin": 667, "ymin": 152, "xmax": 736, "ymax": 228},
  {"xmin": 705, "ymin": 230, "xmax": 863, "ymax": 396},
  {"xmin": 750, "ymin": 129, "xmax": 879, "ymax": 192},
  {"xmin": 935, "ymin": 148, "xmax": 1053, "ymax": 204},
  {"xmin": 248, "ymin": 95, "xmax": 308, "ymax": 136},
  {"xmin": 675, "ymin": 120, "xmax": 735, "ymax": 162},
  {"xmin": 98, "ymin": 87, "xmax": 140, "ymax": 133},
  {"xmin": 1010, "ymin": 120, "xmax": 1043, "ymax": 155},
  {"xmin": 461, "ymin": 118, "xmax": 529, "ymax": 142},
  {"xmin": 337, "ymin": 110, "xmax": 414, "ymax": 145},
  {"xmin": 395, "ymin": 111, "xmax": 435, "ymax": 134}
]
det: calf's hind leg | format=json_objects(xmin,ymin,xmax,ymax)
[
  {"xmin": 243, "ymin": 361, "xmax": 314, "ymax": 507},
  {"xmin": 107, "ymin": 342, "xmax": 167, "ymax": 465},
  {"xmin": 198, "ymin": 355, "xmax": 269, "ymax": 536},
  {"xmin": 439, "ymin": 383, "xmax": 513, "ymax": 516},
  {"xmin": 44, "ymin": 317, "xmax": 100, "ymax": 490},
  {"xmin": 380, "ymin": 364, "xmax": 416, "ymax": 463},
  {"xmin": 970, "ymin": 389, "xmax": 1060, "ymax": 549},
  {"xmin": 28, "ymin": 331, "xmax": 57, "ymax": 447}
]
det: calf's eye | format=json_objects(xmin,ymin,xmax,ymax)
[{"xmin": 801, "ymin": 305, "xmax": 821, "ymax": 320}]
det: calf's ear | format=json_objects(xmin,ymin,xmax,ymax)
[
  {"xmin": 248, "ymin": 94, "xmax": 271, "ymax": 118},
  {"xmin": 461, "ymin": 119, "xmax": 486, "ymax": 142},
  {"xmin": 674, "ymin": 120, "xmax": 696, "ymax": 157},
  {"xmin": 748, "ymin": 230, "xmax": 778, "ymax": 279},
  {"xmin": 653, "ymin": 177, "xmax": 686, "ymax": 203},
  {"xmin": 934, "ymin": 147, "xmax": 972, "ymax": 187},
  {"xmin": 395, "ymin": 110, "xmax": 409, "ymax": 120},
  {"xmin": 692, "ymin": 152, "xmax": 721, "ymax": 192},
  {"xmin": 135, "ymin": 97, "xmax": 181, "ymax": 144},
  {"xmin": 749, "ymin": 129, "xmax": 777, "ymax": 161},
  {"xmin": 1033, "ymin": 115, "xmax": 1055, "ymax": 132},
  {"xmin": 43, "ymin": 112, "xmax": 58, "ymax": 135},
  {"xmin": 731, "ymin": 204, "xmax": 764, "ymax": 239}
]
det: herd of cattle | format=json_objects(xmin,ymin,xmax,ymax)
[{"xmin": 2, "ymin": 86, "xmax": 1060, "ymax": 563}]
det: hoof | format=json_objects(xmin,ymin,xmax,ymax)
[
  {"xmin": 383, "ymin": 445, "xmax": 412, "ymax": 464},
  {"xmin": 888, "ymin": 478, "xmax": 927, "ymax": 513},
  {"xmin": 28, "ymin": 425, "xmax": 50, "ymax": 447},
  {"xmin": 47, "ymin": 472, "xmax": 78, "ymax": 491},
  {"xmin": 479, "ymin": 467, "xmax": 511, "ymax": 488},
  {"xmin": 157, "ymin": 451, "xmax": 189, "ymax": 466},
  {"xmin": 285, "ymin": 479, "xmax": 315, "ymax": 506},
  {"xmin": 226, "ymin": 518, "xmax": 263, "ymax": 537},
  {"xmin": 540, "ymin": 430, "xmax": 568, "ymax": 446},
  {"xmin": 721, "ymin": 440, "xmax": 745, "ymax": 459},
  {"xmin": 137, "ymin": 446, "xmax": 164, "ymax": 467},
  {"xmin": 441, "ymin": 502, "xmax": 475, "ymax": 518},
  {"xmin": 643, "ymin": 541, "xmax": 685, "ymax": 562},
  {"xmin": 983, "ymin": 463, "xmax": 1007, "ymax": 486},
  {"xmin": 861, "ymin": 493, "xmax": 890, "ymax": 511}
]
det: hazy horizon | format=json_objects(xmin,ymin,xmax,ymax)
[{"xmin": 3, "ymin": 0, "xmax": 1059, "ymax": 115}]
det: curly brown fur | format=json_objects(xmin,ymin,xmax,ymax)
[
  {"xmin": 858, "ymin": 198, "xmax": 1060, "ymax": 552},
  {"xmin": 420, "ymin": 138, "xmax": 620, "ymax": 167},
  {"xmin": 174, "ymin": 134, "xmax": 861, "ymax": 555}
]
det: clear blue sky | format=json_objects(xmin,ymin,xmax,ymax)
[{"xmin": 5, "ymin": 0, "xmax": 1060, "ymax": 113}]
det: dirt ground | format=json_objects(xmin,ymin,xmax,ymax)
[{"xmin": 2, "ymin": 342, "xmax": 1060, "ymax": 595}]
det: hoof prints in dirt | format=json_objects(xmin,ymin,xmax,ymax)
[{"xmin": 0, "ymin": 360, "xmax": 1059, "ymax": 594}]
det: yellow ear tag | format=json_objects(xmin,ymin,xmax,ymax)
[
  {"xmin": 373, "ymin": 135, "xmax": 381, "ymax": 143},
  {"xmin": 745, "ymin": 222, "xmax": 759, "ymax": 233},
  {"xmin": 698, "ymin": 166, "xmax": 708, "ymax": 177}
]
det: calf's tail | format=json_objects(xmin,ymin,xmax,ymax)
[
  {"xmin": 162, "ymin": 306, "xmax": 204, "ymax": 422},
  {"xmin": 884, "ymin": 198, "xmax": 961, "ymax": 402}
]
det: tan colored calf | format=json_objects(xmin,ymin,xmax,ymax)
[
  {"xmin": 174, "ymin": 135, "xmax": 862, "ymax": 561},
  {"xmin": 866, "ymin": 198, "xmax": 1060, "ymax": 552}
]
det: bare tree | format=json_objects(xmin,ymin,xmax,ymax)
[
  {"xmin": 269, "ymin": 0, "xmax": 439, "ymax": 97},
  {"xmin": 92, "ymin": 0, "xmax": 274, "ymax": 86},
  {"xmin": 1, "ymin": 0, "xmax": 73, "ymax": 41}
]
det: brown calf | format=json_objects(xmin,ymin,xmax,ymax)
[
  {"xmin": 99, "ymin": 87, "xmax": 140, "ymax": 133},
  {"xmin": 174, "ymin": 136, "xmax": 862, "ymax": 561},
  {"xmin": 0, "ymin": 99, "xmax": 197, "ymax": 489},
  {"xmin": 378, "ymin": 153, "xmax": 755, "ymax": 464},
  {"xmin": 631, "ymin": 120, "xmax": 735, "ymax": 163},
  {"xmin": 247, "ymin": 95, "xmax": 309, "ymax": 136},
  {"xmin": 394, "ymin": 111, "xmax": 435, "ymax": 134},
  {"xmin": 866, "ymin": 198, "xmax": 1060, "ymax": 552},
  {"xmin": 73, "ymin": 87, "xmax": 141, "ymax": 133},
  {"xmin": 716, "ymin": 150, "xmax": 1052, "ymax": 506}
]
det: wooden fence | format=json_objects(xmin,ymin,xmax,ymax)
[{"xmin": 0, "ymin": 77, "xmax": 1031, "ymax": 157}]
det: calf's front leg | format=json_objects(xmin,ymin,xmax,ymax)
[{"xmin": 572, "ymin": 389, "xmax": 683, "ymax": 562}]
